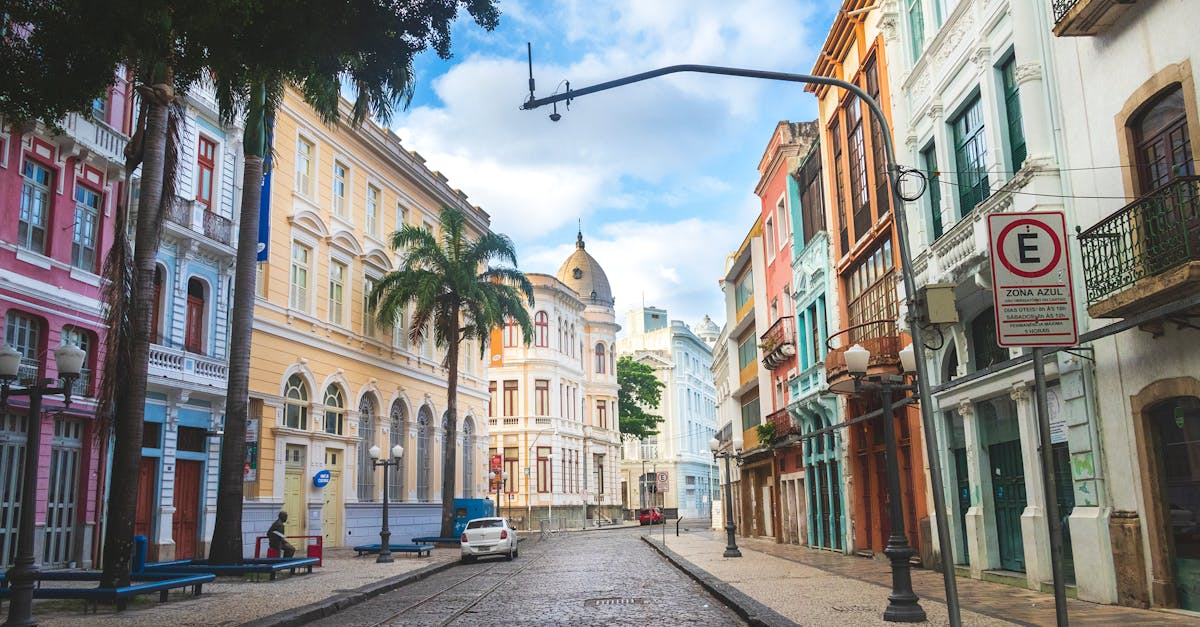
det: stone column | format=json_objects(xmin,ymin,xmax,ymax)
[
  {"xmin": 1013, "ymin": 383, "xmax": 1052, "ymax": 590},
  {"xmin": 960, "ymin": 398, "xmax": 994, "ymax": 576}
]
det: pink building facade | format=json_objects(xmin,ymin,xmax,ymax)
[{"xmin": 0, "ymin": 72, "xmax": 133, "ymax": 569}]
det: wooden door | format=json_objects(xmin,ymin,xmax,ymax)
[
  {"xmin": 135, "ymin": 457, "xmax": 157, "ymax": 539},
  {"xmin": 172, "ymin": 459, "xmax": 202, "ymax": 559},
  {"xmin": 283, "ymin": 445, "xmax": 306, "ymax": 536},
  {"xmin": 185, "ymin": 294, "xmax": 203, "ymax": 354},
  {"xmin": 322, "ymin": 449, "xmax": 343, "ymax": 546},
  {"xmin": 44, "ymin": 419, "xmax": 82, "ymax": 568},
  {"xmin": 989, "ymin": 440, "xmax": 1027, "ymax": 572}
]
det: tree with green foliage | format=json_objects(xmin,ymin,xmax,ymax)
[
  {"xmin": 370, "ymin": 206, "xmax": 534, "ymax": 538},
  {"xmin": 617, "ymin": 356, "xmax": 666, "ymax": 440},
  {"xmin": 205, "ymin": 0, "xmax": 500, "ymax": 565}
]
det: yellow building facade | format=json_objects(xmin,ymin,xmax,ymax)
[{"xmin": 244, "ymin": 88, "xmax": 491, "ymax": 550}]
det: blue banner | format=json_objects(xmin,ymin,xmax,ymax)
[{"xmin": 256, "ymin": 121, "xmax": 274, "ymax": 262}]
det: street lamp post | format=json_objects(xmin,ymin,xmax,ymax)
[
  {"xmin": 489, "ymin": 470, "xmax": 509, "ymax": 520},
  {"xmin": 369, "ymin": 444, "xmax": 404, "ymax": 564},
  {"xmin": 708, "ymin": 434, "xmax": 744, "ymax": 558},
  {"xmin": 845, "ymin": 343, "xmax": 926, "ymax": 623},
  {"xmin": 1, "ymin": 343, "xmax": 86, "ymax": 627}
]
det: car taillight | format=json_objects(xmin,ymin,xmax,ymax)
[
  {"xmin": 460, "ymin": 533, "xmax": 468, "ymax": 543},
  {"xmin": 500, "ymin": 529, "xmax": 508, "ymax": 540}
]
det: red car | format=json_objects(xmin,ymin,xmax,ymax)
[{"xmin": 638, "ymin": 507, "xmax": 664, "ymax": 525}]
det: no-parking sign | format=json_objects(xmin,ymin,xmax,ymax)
[{"xmin": 987, "ymin": 212, "xmax": 1078, "ymax": 347}]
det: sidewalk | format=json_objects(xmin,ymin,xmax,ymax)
[
  {"xmin": 22, "ymin": 546, "xmax": 461, "ymax": 627},
  {"xmin": 646, "ymin": 527, "xmax": 1197, "ymax": 626}
]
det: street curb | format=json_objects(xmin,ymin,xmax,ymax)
[
  {"xmin": 642, "ymin": 536, "xmax": 799, "ymax": 627},
  {"xmin": 240, "ymin": 559, "xmax": 458, "ymax": 627}
]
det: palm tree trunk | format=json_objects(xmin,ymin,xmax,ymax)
[
  {"xmin": 100, "ymin": 83, "xmax": 171, "ymax": 588},
  {"xmin": 439, "ymin": 308, "xmax": 461, "ymax": 538},
  {"xmin": 209, "ymin": 82, "xmax": 267, "ymax": 564}
]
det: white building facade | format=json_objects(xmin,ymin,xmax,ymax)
[{"xmin": 617, "ymin": 307, "xmax": 719, "ymax": 520}]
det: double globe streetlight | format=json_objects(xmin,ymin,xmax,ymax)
[
  {"xmin": 368, "ymin": 444, "xmax": 404, "ymax": 564},
  {"xmin": 842, "ymin": 341, "xmax": 925, "ymax": 623},
  {"xmin": 0, "ymin": 342, "xmax": 86, "ymax": 627},
  {"xmin": 489, "ymin": 470, "xmax": 509, "ymax": 519},
  {"xmin": 708, "ymin": 433, "xmax": 744, "ymax": 559}
]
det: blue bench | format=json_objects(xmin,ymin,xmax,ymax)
[
  {"xmin": 352, "ymin": 543, "xmax": 434, "ymax": 557},
  {"xmin": 411, "ymin": 536, "xmax": 461, "ymax": 544},
  {"xmin": 0, "ymin": 571, "xmax": 215, "ymax": 611},
  {"xmin": 142, "ymin": 557, "xmax": 319, "ymax": 581}
]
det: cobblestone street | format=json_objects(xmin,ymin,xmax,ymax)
[{"xmin": 313, "ymin": 528, "xmax": 744, "ymax": 626}]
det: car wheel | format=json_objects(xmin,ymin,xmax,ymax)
[
  {"xmin": 507, "ymin": 545, "xmax": 514, "ymax": 561},
  {"xmin": 513, "ymin": 545, "xmax": 519, "ymax": 559}
]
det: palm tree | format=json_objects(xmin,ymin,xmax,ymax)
[{"xmin": 370, "ymin": 207, "xmax": 534, "ymax": 537}]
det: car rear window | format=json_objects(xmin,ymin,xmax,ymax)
[{"xmin": 466, "ymin": 519, "xmax": 504, "ymax": 529}]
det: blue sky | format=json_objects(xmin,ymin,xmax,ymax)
[{"xmin": 392, "ymin": 1, "xmax": 839, "ymax": 331}]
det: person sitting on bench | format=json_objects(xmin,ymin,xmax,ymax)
[{"xmin": 268, "ymin": 511, "xmax": 296, "ymax": 558}]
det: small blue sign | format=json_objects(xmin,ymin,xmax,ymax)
[{"xmin": 313, "ymin": 470, "xmax": 331, "ymax": 488}]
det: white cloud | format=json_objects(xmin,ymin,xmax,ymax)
[{"xmin": 397, "ymin": 0, "xmax": 824, "ymax": 323}]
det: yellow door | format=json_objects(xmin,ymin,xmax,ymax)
[
  {"xmin": 322, "ymin": 449, "xmax": 343, "ymax": 546},
  {"xmin": 283, "ymin": 445, "xmax": 306, "ymax": 536}
]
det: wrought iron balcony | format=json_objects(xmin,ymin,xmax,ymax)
[
  {"xmin": 1078, "ymin": 176, "xmax": 1200, "ymax": 318},
  {"xmin": 759, "ymin": 316, "xmax": 796, "ymax": 371},
  {"xmin": 203, "ymin": 210, "xmax": 233, "ymax": 245},
  {"xmin": 163, "ymin": 200, "xmax": 235, "ymax": 248},
  {"xmin": 1052, "ymin": 0, "xmax": 1138, "ymax": 37},
  {"xmin": 824, "ymin": 319, "xmax": 901, "ymax": 394},
  {"xmin": 766, "ymin": 407, "xmax": 798, "ymax": 438}
]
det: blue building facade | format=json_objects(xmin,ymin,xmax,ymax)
[
  {"xmin": 785, "ymin": 140, "xmax": 847, "ymax": 552},
  {"xmin": 138, "ymin": 83, "xmax": 243, "ymax": 560}
]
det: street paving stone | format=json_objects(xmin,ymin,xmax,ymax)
[{"xmin": 312, "ymin": 527, "xmax": 746, "ymax": 626}]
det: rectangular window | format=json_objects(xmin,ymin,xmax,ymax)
[
  {"xmin": 537, "ymin": 447, "xmax": 551, "ymax": 492},
  {"xmin": 72, "ymin": 184, "xmax": 101, "ymax": 272},
  {"xmin": 332, "ymin": 161, "xmax": 348, "ymax": 217},
  {"xmin": 907, "ymin": 0, "xmax": 924, "ymax": 62},
  {"xmin": 366, "ymin": 184, "xmax": 380, "ymax": 237},
  {"xmin": 362, "ymin": 276, "xmax": 376, "ymax": 337},
  {"xmin": 504, "ymin": 447, "xmax": 519, "ymax": 493},
  {"xmin": 503, "ymin": 380, "xmax": 518, "ymax": 416},
  {"xmin": 4, "ymin": 311, "xmax": 41, "ymax": 384},
  {"xmin": 846, "ymin": 96, "xmax": 870, "ymax": 240},
  {"xmin": 922, "ymin": 144, "xmax": 944, "ymax": 240},
  {"xmin": 597, "ymin": 400, "xmax": 607, "ymax": 429},
  {"xmin": 1001, "ymin": 57, "xmax": 1027, "ymax": 172},
  {"xmin": 831, "ymin": 120, "xmax": 849, "ymax": 252},
  {"xmin": 952, "ymin": 95, "xmax": 990, "ymax": 215},
  {"xmin": 764, "ymin": 216, "xmax": 776, "ymax": 261},
  {"xmin": 798, "ymin": 149, "xmax": 824, "ymax": 246},
  {"xmin": 196, "ymin": 136, "xmax": 216, "ymax": 209},
  {"xmin": 289, "ymin": 242, "xmax": 310, "ymax": 312},
  {"xmin": 734, "ymin": 270, "xmax": 753, "ymax": 310},
  {"xmin": 535, "ymin": 379, "xmax": 550, "ymax": 416},
  {"xmin": 737, "ymin": 335, "xmax": 756, "ymax": 370},
  {"xmin": 865, "ymin": 61, "xmax": 890, "ymax": 222},
  {"xmin": 255, "ymin": 261, "xmax": 269, "ymax": 298},
  {"xmin": 488, "ymin": 381, "xmax": 497, "ymax": 417},
  {"xmin": 594, "ymin": 454, "xmax": 605, "ymax": 493},
  {"xmin": 295, "ymin": 137, "xmax": 314, "ymax": 197},
  {"xmin": 740, "ymin": 395, "xmax": 761, "ymax": 432},
  {"xmin": 775, "ymin": 198, "xmax": 789, "ymax": 248},
  {"xmin": 845, "ymin": 241, "xmax": 898, "ymax": 343},
  {"xmin": 328, "ymin": 261, "xmax": 345, "ymax": 325},
  {"xmin": 19, "ymin": 160, "xmax": 52, "ymax": 254}
]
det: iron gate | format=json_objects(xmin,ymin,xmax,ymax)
[
  {"xmin": 1, "ymin": 413, "xmax": 27, "ymax": 568},
  {"xmin": 43, "ymin": 417, "xmax": 82, "ymax": 567}
]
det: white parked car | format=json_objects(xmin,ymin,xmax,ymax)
[{"xmin": 460, "ymin": 517, "xmax": 518, "ymax": 562}]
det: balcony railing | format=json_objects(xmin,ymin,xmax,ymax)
[
  {"xmin": 59, "ymin": 112, "xmax": 129, "ymax": 167},
  {"xmin": 148, "ymin": 344, "xmax": 228, "ymax": 386},
  {"xmin": 767, "ymin": 408, "xmax": 798, "ymax": 438},
  {"xmin": 16, "ymin": 358, "xmax": 40, "ymax": 386},
  {"xmin": 1052, "ymin": 0, "xmax": 1137, "ymax": 36},
  {"xmin": 759, "ymin": 316, "xmax": 796, "ymax": 371},
  {"xmin": 1078, "ymin": 176, "xmax": 1200, "ymax": 315},
  {"xmin": 164, "ymin": 201, "xmax": 235, "ymax": 247},
  {"xmin": 824, "ymin": 319, "xmax": 901, "ymax": 393}
]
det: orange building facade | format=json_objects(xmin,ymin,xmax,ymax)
[{"xmin": 809, "ymin": 1, "xmax": 929, "ymax": 559}]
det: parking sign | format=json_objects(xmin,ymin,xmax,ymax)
[{"xmin": 987, "ymin": 212, "xmax": 1078, "ymax": 347}]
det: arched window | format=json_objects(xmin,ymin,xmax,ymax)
[
  {"xmin": 1131, "ymin": 85, "xmax": 1193, "ymax": 193},
  {"xmin": 323, "ymin": 385, "xmax": 345, "ymax": 435},
  {"xmin": 357, "ymin": 394, "xmax": 377, "ymax": 501},
  {"xmin": 503, "ymin": 317, "xmax": 519, "ymax": 348},
  {"xmin": 534, "ymin": 311, "xmax": 549, "ymax": 347},
  {"xmin": 416, "ymin": 406, "xmax": 432, "ymax": 501},
  {"xmin": 569, "ymin": 325, "xmax": 576, "ymax": 357},
  {"xmin": 389, "ymin": 400, "xmax": 407, "ymax": 501},
  {"xmin": 284, "ymin": 375, "xmax": 309, "ymax": 430},
  {"xmin": 462, "ymin": 417, "xmax": 475, "ymax": 497},
  {"xmin": 595, "ymin": 343, "xmax": 607, "ymax": 374},
  {"xmin": 185, "ymin": 277, "xmax": 207, "ymax": 354}
]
